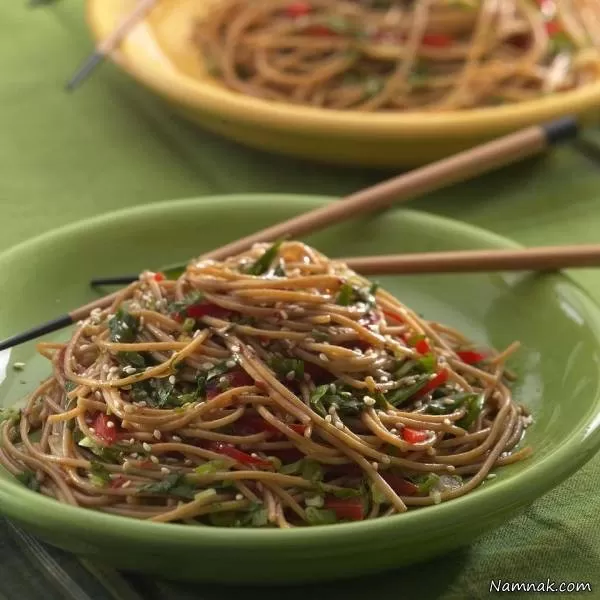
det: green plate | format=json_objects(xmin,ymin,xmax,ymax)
[{"xmin": 1, "ymin": 195, "xmax": 600, "ymax": 585}]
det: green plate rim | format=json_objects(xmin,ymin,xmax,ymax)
[{"xmin": 1, "ymin": 194, "xmax": 600, "ymax": 550}]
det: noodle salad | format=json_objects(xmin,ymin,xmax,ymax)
[
  {"xmin": 0, "ymin": 242, "xmax": 531, "ymax": 527},
  {"xmin": 195, "ymin": 0, "xmax": 600, "ymax": 111}
]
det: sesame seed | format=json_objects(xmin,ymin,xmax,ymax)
[
  {"xmin": 219, "ymin": 376, "xmax": 228, "ymax": 384},
  {"xmin": 184, "ymin": 459, "xmax": 193, "ymax": 466},
  {"xmin": 122, "ymin": 460, "xmax": 132, "ymax": 472},
  {"xmin": 443, "ymin": 418, "xmax": 451, "ymax": 426},
  {"xmin": 130, "ymin": 453, "xmax": 139, "ymax": 459},
  {"xmin": 226, "ymin": 360, "xmax": 236, "ymax": 368},
  {"xmin": 390, "ymin": 428, "xmax": 398, "ymax": 434},
  {"xmin": 150, "ymin": 455, "xmax": 159, "ymax": 464},
  {"xmin": 202, "ymin": 362, "xmax": 213, "ymax": 370},
  {"xmin": 129, "ymin": 437, "xmax": 136, "ymax": 445},
  {"xmin": 153, "ymin": 429, "xmax": 162, "ymax": 440},
  {"xmin": 285, "ymin": 371, "xmax": 295, "ymax": 381},
  {"xmin": 335, "ymin": 421, "xmax": 344, "ymax": 430},
  {"xmin": 432, "ymin": 491, "xmax": 442, "ymax": 505},
  {"xmin": 381, "ymin": 455, "xmax": 391, "ymax": 464},
  {"xmin": 123, "ymin": 404, "xmax": 134, "ymax": 414},
  {"xmin": 318, "ymin": 353, "xmax": 329, "ymax": 362},
  {"xmin": 160, "ymin": 467, "xmax": 171, "ymax": 475},
  {"xmin": 324, "ymin": 415, "xmax": 332, "ymax": 423},
  {"xmin": 106, "ymin": 421, "xmax": 115, "ymax": 429},
  {"xmin": 135, "ymin": 401, "xmax": 147, "ymax": 408},
  {"xmin": 486, "ymin": 473, "xmax": 497, "ymax": 480},
  {"xmin": 88, "ymin": 427, "xmax": 96, "ymax": 434},
  {"xmin": 95, "ymin": 391, "xmax": 102, "ymax": 399},
  {"xmin": 12, "ymin": 362, "xmax": 25, "ymax": 371},
  {"xmin": 371, "ymin": 462, "xmax": 379, "ymax": 470},
  {"xmin": 168, "ymin": 375, "xmax": 176, "ymax": 385},
  {"xmin": 142, "ymin": 442, "xmax": 152, "ymax": 453},
  {"xmin": 193, "ymin": 329, "xmax": 202, "ymax": 338},
  {"xmin": 121, "ymin": 480, "xmax": 132, "ymax": 489},
  {"xmin": 250, "ymin": 453, "xmax": 258, "ymax": 458},
  {"xmin": 446, "ymin": 464, "xmax": 455, "ymax": 472},
  {"xmin": 363, "ymin": 395, "xmax": 376, "ymax": 406},
  {"xmin": 172, "ymin": 435, "xmax": 182, "ymax": 443},
  {"xmin": 235, "ymin": 493, "xmax": 244, "ymax": 501}
]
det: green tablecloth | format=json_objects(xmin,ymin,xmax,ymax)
[{"xmin": 1, "ymin": 2, "xmax": 600, "ymax": 599}]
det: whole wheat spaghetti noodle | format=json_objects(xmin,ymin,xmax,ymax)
[
  {"xmin": 194, "ymin": 0, "xmax": 600, "ymax": 111},
  {"xmin": 0, "ymin": 242, "xmax": 531, "ymax": 527}
]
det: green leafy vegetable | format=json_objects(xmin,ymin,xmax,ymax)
[
  {"xmin": 108, "ymin": 308, "xmax": 139, "ymax": 343},
  {"xmin": 64, "ymin": 381, "xmax": 77, "ymax": 393},
  {"xmin": 78, "ymin": 436, "xmax": 123, "ymax": 463},
  {"xmin": 89, "ymin": 461, "xmax": 112, "ymax": 487},
  {"xmin": 162, "ymin": 262, "xmax": 187, "ymax": 280},
  {"xmin": 311, "ymin": 329, "xmax": 329, "ymax": 342},
  {"xmin": 245, "ymin": 241, "xmax": 283, "ymax": 276},
  {"xmin": 325, "ymin": 485, "xmax": 362, "ymax": 499},
  {"xmin": 269, "ymin": 357, "xmax": 304, "ymax": 381},
  {"xmin": 279, "ymin": 458, "xmax": 323, "ymax": 482},
  {"xmin": 336, "ymin": 283, "xmax": 354, "ymax": 306},
  {"xmin": 425, "ymin": 392, "xmax": 480, "ymax": 416},
  {"xmin": 305, "ymin": 506, "xmax": 338, "ymax": 525},
  {"xmin": 168, "ymin": 291, "xmax": 204, "ymax": 318},
  {"xmin": 309, "ymin": 384, "xmax": 364, "ymax": 417},
  {"xmin": 0, "ymin": 407, "xmax": 21, "ymax": 424},
  {"xmin": 194, "ymin": 362, "xmax": 232, "ymax": 397},
  {"xmin": 413, "ymin": 473, "xmax": 440, "ymax": 495},
  {"xmin": 195, "ymin": 459, "xmax": 232, "ymax": 475},
  {"xmin": 363, "ymin": 77, "xmax": 384, "ymax": 98},
  {"xmin": 417, "ymin": 354, "xmax": 437, "ymax": 373},
  {"xmin": 138, "ymin": 473, "xmax": 197, "ymax": 500},
  {"xmin": 16, "ymin": 470, "xmax": 40, "ymax": 492},
  {"xmin": 456, "ymin": 393, "xmax": 485, "ymax": 430},
  {"xmin": 116, "ymin": 351, "xmax": 146, "ymax": 369},
  {"xmin": 385, "ymin": 375, "xmax": 430, "ymax": 407},
  {"xmin": 336, "ymin": 281, "xmax": 379, "ymax": 308},
  {"xmin": 182, "ymin": 318, "xmax": 196, "ymax": 332}
]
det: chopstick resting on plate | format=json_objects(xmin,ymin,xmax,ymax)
[
  {"xmin": 66, "ymin": 0, "xmax": 159, "ymax": 92},
  {"xmin": 0, "ymin": 117, "xmax": 579, "ymax": 352}
]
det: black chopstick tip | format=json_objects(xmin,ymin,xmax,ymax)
[
  {"xmin": 0, "ymin": 314, "xmax": 73, "ymax": 352},
  {"xmin": 90, "ymin": 275, "xmax": 138, "ymax": 287},
  {"xmin": 65, "ymin": 52, "xmax": 104, "ymax": 93},
  {"xmin": 543, "ymin": 116, "xmax": 579, "ymax": 145}
]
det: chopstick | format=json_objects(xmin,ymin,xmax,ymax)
[
  {"xmin": 0, "ymin": 117, "xmax": 578, "ymax": 352},
  {"xmin": 343, "ymin": 244, "xmax": 600, "ymax": 275},
  {"xmin": 65, "ymin": 0, "xmax": 159, "ymax": 92}
]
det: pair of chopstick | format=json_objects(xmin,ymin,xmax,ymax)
[{"xmin": 0, "ymin": 117, "xmax": 582, "ymax": 352}]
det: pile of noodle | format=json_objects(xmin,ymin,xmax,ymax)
[{"xmin": 0, "ymin": 241, "xmax": 531, "ymax": 528}]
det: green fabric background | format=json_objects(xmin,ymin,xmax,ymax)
[{"xmin": 1, "ymin": 2, "xmax": 599, "ymax": 599}]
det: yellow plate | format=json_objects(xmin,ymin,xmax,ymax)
[{"xmin": 88, "ymin": 0, "xmax": 600, "ymax": 167}]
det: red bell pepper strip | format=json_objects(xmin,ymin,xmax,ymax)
[
  {"xmin": 456, "ymin": 350, "xmax": 486, "ymax": 364},
  {"xmin": 414, "ymin": 368, "xmax": 449, "ymax": 398},
  {"xmin": 92, "ymin": 413, "xmax": 118, "ymax": 445},
  {"xmin": 381, "ymin": 473, "xmax": 419, "ymax": 496},
  {"xmin": 285, "ymin": 1, "xmax": 311, "ymax": 17},
  {"xmin": 323, "ymin": 496, "xmax": 364, "ymax": 521},
  {"xmin": 414, "ymin": 338, "xmax": 431, "ymax": 355},
  {"xmin": 186, "ymin": 302, "xmax": 231, "ymax": 320},
  {"xmin": 110, "ymin": 476, "xmax": 129, "ymax": 489},
  {"xmin": 206, "ymin": 369, "xmax": 255, "ymax": 399},
  {"xmin": 153, "ymin": 272, "xmax": 165, "ymax": 282},
  {"xmin": 383, "ymin": 310, "xmax": 404, "ymax": 324},
  {"xmin": 401, "ymin": 427, "xmax": 430, "ymax": 444},
  {"xmin": 421, "ymin": 33, "xmax": 453, "ymax": 47},
  {"xmin": 208, "ymin": 442, "xmax": 272, "ymax": 468}
]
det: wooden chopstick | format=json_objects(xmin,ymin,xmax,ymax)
[
  {"xmin": 0, "ymin": 118, "xmax": 578, "ymax": 352},
  {"xmin": 343, "ymin": 244, "xmax": 600, "ymax": 275},
  {"xmin": 65, "ymin": 0, "xmax": 159, "ymax": 92}
]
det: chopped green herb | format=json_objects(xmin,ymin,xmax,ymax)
[
  {"xmin": 116, "ymin": 351, "xmax": 146, "ymax": 369},
  {"xmin": 64, "ymin": 381, "xmax": 77, "ymax": 393},
  {"xmin": 195, "ymin": 459, "xmax": 232, "ymax": 475},
  {"xmin": 245, "ymin": 241, "xmax": 283, "ymax": 276},
  {"xmin": 336, "ymin": 283, "xmax": 354, "ymax": 306},
  {"xmin": 16, "ymin": 470, "xmax": 40, "ymax": 492},
  {"xmin": 394, "ymin": 359, "xmax": 419, "ymax": 379},
  {"xmin": 309, "ymin": 384, "xmax": 364, "ymax": 417},
  {"xmin": 301, "ymin": 459, "xmax": 323, "ymax": 483},
  {"xmin": 370, "ymin": 480, "xmax": 388, "ymax": 504},
  {"xmin": 269, "ymin": 357, "xmax": 304, "ymax": 381},
  {"xmin": 456, "ymin": 393, "xmax": 485, "ymax": 430},
  {"xmin": 413, "ymin": 473, "xmax": 440, "ymax": 495},
  {"xmin": 425, "ymin": 392, "xmax": 480, "ymax": 416},
  {"xmin": 311, "ymin": 329, "xmax": 329, "ymax": 342},
  {"xmin": 108, "ymin": 308, "xmax": 139, "ymax": 343},
  {"xmin": 89, "ymin": 461, "xmax": 112, "ymax": 487},
  {"xmin": 0, "ymin": 407, "xmax": 21, "ymax": 424},
  {"xmin": 182, "ymin": 318, "xmax": 196, "ymax": 332},
  {"xmin": 273, "ymin": 260, "xmax": 286, "ymax": 277},
  {"xmin": 385, "ymin": 374, "xmax": 430, "ymax": 407},
  {"xmin": 325, "ymin": 485, "xmax": 362, "ymax": 499},
  {"xmin": 364, "ymin": 77, "xmax": 384, "ymax": 98},
  {"xmin": 168, "ymin": 291, "xmax": 204, "ymax": 318},
  {"xmin": 78, "ymin": 436, "xmax": 123, "ymax": 463},
  {"xmin": 138, "ymin": 473, "xmax": 197, "ymax": 500},
  {"xmin": 305, "ymin": 506, "xmax": 337, "ymax": 525},
  {"xmin": 417, "ymin": 354, "xmax": 436, "ymax": 373}
]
